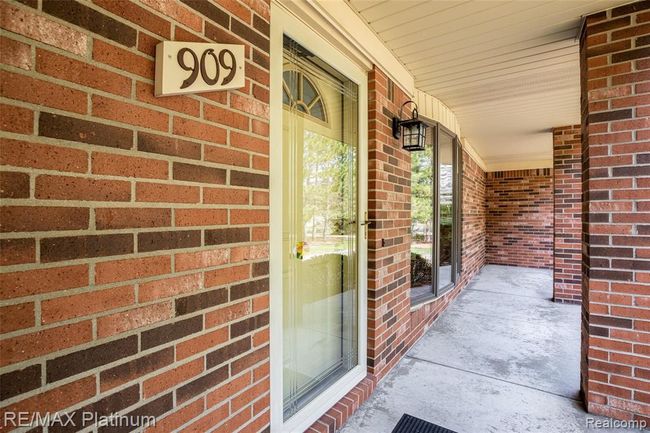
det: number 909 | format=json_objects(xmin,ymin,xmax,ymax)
[{"xmin": 177, "ymin": 47, "xmax": 238, "ymax": 89}]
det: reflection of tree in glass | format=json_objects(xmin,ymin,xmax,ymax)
[
  {"xmin": 411, "ymin": 148, "xmax": 433, "ymax": 242},
  {"xmin": 440, "ymin": 164, "xmax": 453, "ymax": 266},
  {"xmin": 440, "ymin": 164, "xmax": 453, "ymax": 225},
  {"xmin": 302, "ymin": 130, "xmax": 352, "ymax": 255}
]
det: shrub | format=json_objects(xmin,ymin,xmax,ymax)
[{"xmin": 411, "ymin": 252, "xmax": 432, "ymax": 287}]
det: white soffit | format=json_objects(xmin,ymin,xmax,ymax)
[
  {"xmin": 276, "ymin": 0, "xmax": 414, "ymax": 94},
  {"xmin": 349, "ymin": 0, "xmax": 630, "ymax": 171}
]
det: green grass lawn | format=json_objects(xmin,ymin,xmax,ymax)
[{"xmin": 411, "ymin": 245, "xmax": 432, "ymax": 260}]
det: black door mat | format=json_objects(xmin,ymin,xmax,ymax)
[{"xmin": 391, "ymin": 414, "xmax": 458, "ymax": 433}]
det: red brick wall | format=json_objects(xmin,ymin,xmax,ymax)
[
  {"xmin": 580, "ymin": 1, "xmax": 650, "ymax": 424},
  {"xmin": 460, "ymin": 152, "xmax": 488, "ymax": 280},
  {"xmin": 486, "ymin": 168, "xmax": 553, "ymax": 269},
  {"xmin": 307, "ymin": 66, "xmax": 487, "ymax": 433},
  {"xmin": 366, "ymin": 67, "xmax": 412, "ymax": 382},
  {"xmin": 553, "ymin": 125, "xmax": 583, "ymax": 303},
  {"xmin": 0, "ymin": 1, "xmax": 271, "ymax": 431}
]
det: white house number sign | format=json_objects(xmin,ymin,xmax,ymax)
[{"xmin": 155, "ymin": 41, "xmax": 245, "ymax": 96}]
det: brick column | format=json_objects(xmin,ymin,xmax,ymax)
[
  {"xmin": 581, "ymin": 1, "xmax": 650, "ymax": 423},
  {"xmin": 366, "ymin": 66, "xmax": 412, "ymax": 381},
  {"xmin": 553, "ymin": 125, "xmax": 582, "ymax": 303}
]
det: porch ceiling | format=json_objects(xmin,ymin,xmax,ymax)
[{"xmin": 348, "ymin": 0, "xmax": 630, "ymax": 169}]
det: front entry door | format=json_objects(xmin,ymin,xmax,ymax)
[{"xmin": 281, "ymin": 35, "xmax": 361, "ymax": 421}]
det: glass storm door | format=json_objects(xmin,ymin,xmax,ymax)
[{"xmin": 281, "ymin": 36, "xmax": 359, "ymax": 420}]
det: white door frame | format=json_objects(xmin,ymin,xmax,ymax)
[{"xmin": 269, "ymin": 3, "xmax": 369, "ymax": 432}]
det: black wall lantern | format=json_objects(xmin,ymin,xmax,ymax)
[{"xmin": 392, "ymin": 101, "xmax": 427, "ymax": 152}]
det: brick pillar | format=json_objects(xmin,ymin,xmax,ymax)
[
  {"xmin": 366, "ymin": 66, "xmax": 412, "ymax": 381},
  {"xmin": 553, "ymin": 125, "xmax": 582, "ymax": 303},
  {"xmin": 580, "ymin": 1, "xmax": 650, "ymax": 423}
]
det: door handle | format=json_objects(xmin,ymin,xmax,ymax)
[{"xmin": 359, "ymin": 212, "xmax": 371, "ymax": 239}]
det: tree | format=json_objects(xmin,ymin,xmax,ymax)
[
  {"xmin": 411, "ymin": 147, "xmax": 433, "ymax": 242},
  {"xmin": 302, "ymin": 130, "xmax": 354, "ymax": 240}
]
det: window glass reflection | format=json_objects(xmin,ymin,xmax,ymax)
[
  {"xmin": 410, "ymin": 144, "xmax": 433, "ymax": 303},
  {"xmin": 439, "ymin": 132, "xmax": 454, "ymax": 289}
]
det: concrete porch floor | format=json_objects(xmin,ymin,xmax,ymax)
[{"xmin": 340, "ymin": 265, "xmax": 644, "ymax": 433}]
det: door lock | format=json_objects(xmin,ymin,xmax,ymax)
[{"xmin": 360, "ymin": 212, "xmax": 371, "ymax": 239}]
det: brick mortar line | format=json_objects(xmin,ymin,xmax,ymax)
[
  {"xmin": 142, "ymin": 341, "xmax": 266, "ymax": 402},
  {"xmin": 8, "ymin": 31, "xmax": 155, "ymax": 86},
  {"xmin": 0, "ymin": 28, "xmax": 89, "ymax": 64},
  {"xmin": 0, "ymin": 252, "xmax": 268, "ymax": 293},
  {"xmin": 1, "ymin": 86, "xmax": 271, "ymax": 153},
  {"xmin": 1, "ymin": 32, "xmax": 272, "ymax": 132},
  {"xmin": 0, "ymin": 319, "xmax": 269, "ymax": 407},
  {"xmin": 0, "ymin": 146, "xmax": 203, "ymax": 174},
  {"xmin": 0, "ymin": 224, "xmax": 271, "ymax": 238},
  {"xmin": 224, "ymin": 369, "xmax": 270, "ymax": 408},
  {"xmin": 86, "ymin": 0, "xmax": 202, "ymax": 49},
  {"xmin": 187, "ymin": 343, "xmax": 269, "ymax": 403},
  {"xmin": 0, "ymin": 233, "xmax": 267, "ymax": 256},
  {"xmin": 162, "ymin": 393, "xmax": 208, "ymax": 432},
  {"xmin": 7, "ymin": 292, "xmax": 185, "ymax": 340},
  {"xmin": 0, "ymin": 194, "xmax": 270, "ymax": 208},
  {"xmin": 0, "ymin": 284, "xmax": 267, "ymax": 341},
  {"xmin": 5, "ymin": 172, "xmax": 271, "ymax": 195}
]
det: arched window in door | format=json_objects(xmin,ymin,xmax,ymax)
[{"xmin": 282, "ymin": 70, "xmax": 328, "ymax": 124}]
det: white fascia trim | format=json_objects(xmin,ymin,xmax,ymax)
[{"xmin": 276, "ymin": 0, "xmax": 415, "ymax": 95}]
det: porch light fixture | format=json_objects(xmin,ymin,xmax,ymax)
[{"xmin": 392, "ymin": 101, "xmax": 427, "ymax": 152}]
